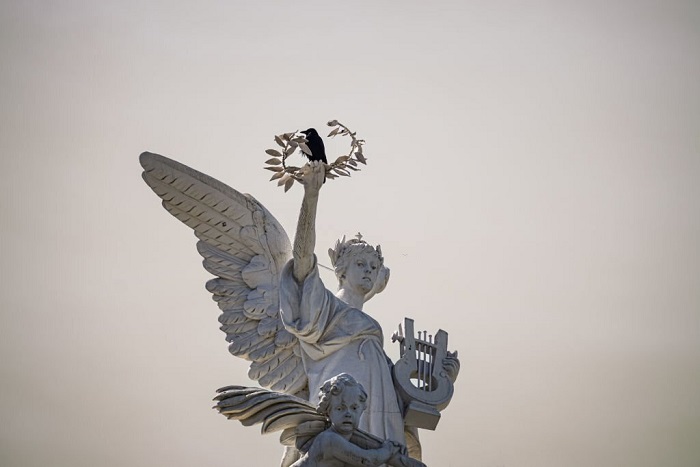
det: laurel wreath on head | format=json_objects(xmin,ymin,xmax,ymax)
[{"xmin": 263, "ymin": 120, "xmax": 367, "ymax": 192}]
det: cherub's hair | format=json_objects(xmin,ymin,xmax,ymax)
[{"xmin": 316, "ymin": 373, "xmax": 368, "ymax": 417}]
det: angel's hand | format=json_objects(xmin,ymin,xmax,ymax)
[
  {"xmin": 443, "ymin": 350, "xmax": 460, "ymax": 383},
  {"xmin": 298, "ymin": 160, "xmax": 326, "ymax": 193}
]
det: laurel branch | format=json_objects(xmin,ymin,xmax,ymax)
[{"xmin": 263, "ymin": 120, "xmax": 367, "ymax": 192}]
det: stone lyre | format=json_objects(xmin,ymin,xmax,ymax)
[{"xmin": 392, "ymin": 318, "xmax": 455, "ymax": 430}]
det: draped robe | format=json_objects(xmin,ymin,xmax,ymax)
[{"xmin": 279, "ymin": 258, "xmax": 405, "ymax": 445}]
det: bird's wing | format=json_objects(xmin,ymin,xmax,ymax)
[
  {"xmin": 214, "ymin": 385, "xmax": 326, "ymax": 447},
  {"xmin": 140, "ymin": 152, "xmax": 307, "ymax": 395}
]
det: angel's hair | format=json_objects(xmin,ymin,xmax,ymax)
[
  {"xmin": 328, "ymin": 234, "xmax": 384, "ymax": 284},
  {"xmin": 316, "ymin": 373, "xmax": 368, "ymax": 417}
]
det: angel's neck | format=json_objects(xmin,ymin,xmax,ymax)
[{"xmin": 336, "ymin": 289, "xmax": 365, "ymax": 310}]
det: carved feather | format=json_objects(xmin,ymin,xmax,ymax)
[
  {"xmin": 270, "ymin": 361, "xmax": 306, "ymax": 394},
  {"xmin": 214, "ymin": 387, "xmax": 322, "ymax": 432},
  {"xmin": 243, "ymin": 288, "xmax": 273, "ymax": 317},
  {"xmin": 263, "ymin": 408, "xmax": 322, "ymax": 433},
  {"xmin": 275, "ymin": 329, "xmax": 297, "ymax": 348},
  {"xmin": 227, "ymin": 328, "xmax": 274, "ymax": 353},
  {"xmin": 214, "ymin": 296, "xmax": 247, "ymax": 312},
  {"xmin": 206, "ymin": 278, "xmax": 249, "ymax": 301},
  {"xmin": 248, "ymin": 348, "xmax": 296, "ymax": 380},
  {"xmin": 220, "ymin": 320, "xmax": 259, "ymax": 335},
  {"xmin": 217, "ymin": 310, "xmax": 249, "ymax": 325},
  {"xmin": 249, "ymin": 339, "xmax": 291, "ymax": 362},
  {"xmin": 257, "ymin": 316, "xmax": 281, "ymax": 338},
  {"xmin": 202, "ymin": 259, "xmax": 249, "ymax": 283},
  {"xmin": 199, "ymin": 242, "xmax": 249, "ymax": 271},
  {"xmin": 259, "ymin": 355, "xmax": 304, "ymax": 388},
  {"xmin": 242, "ymin": 255, "xmax": 274, "ymax": 289}
]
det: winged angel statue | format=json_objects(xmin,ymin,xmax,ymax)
[{"xmin": 140, "ymin": 153, "xmax": 459, "ymax": 466}]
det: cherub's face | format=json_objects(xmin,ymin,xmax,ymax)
[
  {"xmin": 328, "ymin": 386, "xmax": 365, "ymax": 436},
  {"xmin": 342, "ymin": 253, "xmax": 380, "ymax": 295}
]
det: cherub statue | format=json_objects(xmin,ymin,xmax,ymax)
[
  {"xmin": 140, "ymin": 154, "xmax": 459, "ymax": 466},
  {"xmin": 214, "ymin": 374, "xmax": 426, "ymax": 467},
  {"xmin": 293, "ymin": 373, "xmax": 421, "ymax": 467}
]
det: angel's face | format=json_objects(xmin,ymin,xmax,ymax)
[
  {"xmin": 328, "ymin": 385, "xmax": 365, "ymax": 436},
  {"xmin": 342, "ymin": 253, "xmax": 380, "ymax": 295}
]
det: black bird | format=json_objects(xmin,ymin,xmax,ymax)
[{"xmin": 300, "ymin": 128, "xmax": 327, "ymax": 163}]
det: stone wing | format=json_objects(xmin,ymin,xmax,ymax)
[
  {"xmin": 140, "ymin": 152, "xmax": 307, "ymax": 395},
  {"xmin": 214, "ymin": 385, "xmax": 326, "ymax": 449}
]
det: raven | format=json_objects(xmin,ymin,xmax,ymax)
[{"xmin": 300, "ymin": 128, "xmax": 327, "ymax": 163}]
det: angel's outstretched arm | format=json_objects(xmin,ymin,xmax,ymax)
[{"xmin": 292, "ymin": 161, "xmax": 326, "ymax": 283}]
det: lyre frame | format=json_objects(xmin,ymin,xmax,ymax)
[{"xmin": 392, "ymin": 318, "xmax": 454, "ymax": 430}]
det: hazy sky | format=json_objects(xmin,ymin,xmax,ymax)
[{"xmin": 1, "ymin": 1, "xmax": 699, "ymax": 466}]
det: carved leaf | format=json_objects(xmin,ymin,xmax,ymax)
[
  {"xmin": 266, "ymin": 149, "xmax": 283, "ymax": 158},
  {"xmin": 274, "ymin": 135, "xmax": 285, "ymax": 147},
  {"xmin": 265, "ymin": 166, "xmax": 284, "ymax": 172},
  {"xmin": 269, "ymin": 171, "xmax": 285, "ymax": 181},
  {"xmin": 298, "ymin": 142, "xmax": 311, "ymax": 155},
  {"xmin": 265, "ymin": 158, "xmax": 282, "ymax": 165}
]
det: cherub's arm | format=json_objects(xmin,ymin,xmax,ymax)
[
  {"xmin": 292, "ymin": 161, "xmax": 326, "ymax": 283},
  {"xmin": 319, "ymin": 431, "xmax": 398, "ymax": 467}
]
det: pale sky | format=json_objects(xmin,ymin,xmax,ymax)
[{"xmin": 1, "ymin": 1, "xmax": 699, "ymax": 466}]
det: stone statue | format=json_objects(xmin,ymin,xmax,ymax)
[
  {"xmin": 215, "ymin": 373, "xmax": 426, "ymax": 467},
  {"xmin": 140, "ymin": 152, "xmax": 460, "ymax": 467}
]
